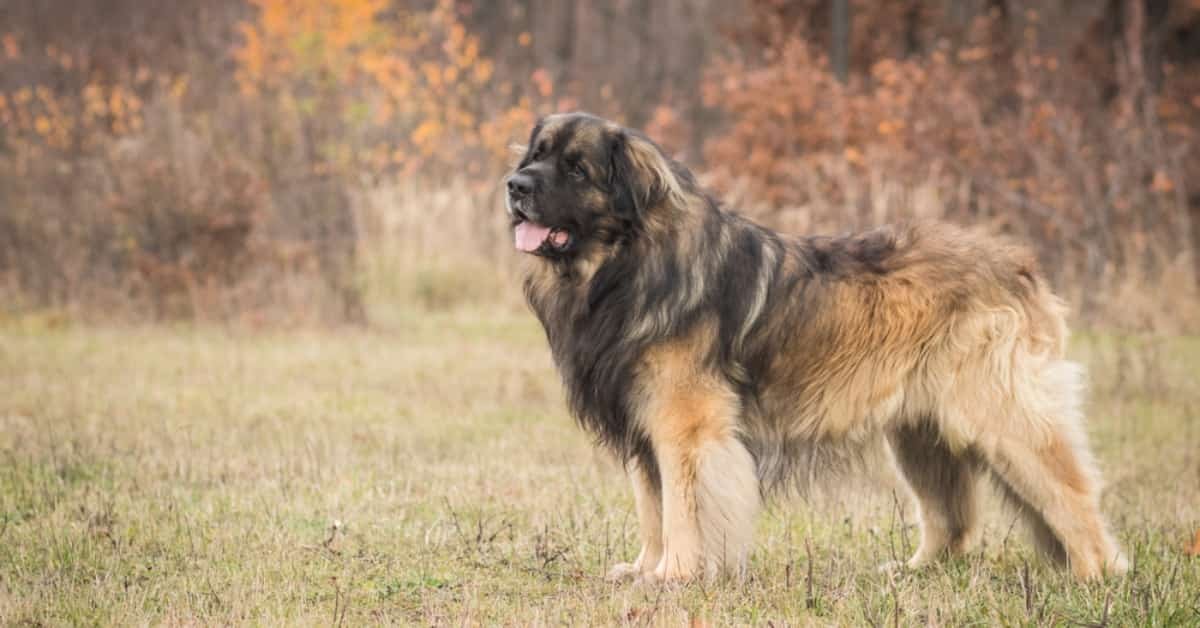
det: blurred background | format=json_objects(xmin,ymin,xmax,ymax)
[{"xmin": 2, "ymin": 0, "xmax": 1198, "ymax": 330}]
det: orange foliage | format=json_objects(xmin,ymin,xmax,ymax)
[
  {"xmin": 234, "ymin": 0, "xmax": 545, "ymax": 181},
  {"xmin": 1, "ymin": 1, "xmax": 572, "ymax": 320},
  {"xmin": 702, "ymin": 5, "xmax": 1199, "ymax": 318},
  {"xmin": 2, "ymin": 1, "xmax": 1196, "ymax": 325},
  {"xmin": 1, "ymin": 77, "xmax": 144, "ymax": 153}
]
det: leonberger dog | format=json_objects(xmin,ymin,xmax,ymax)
[{"xmin": 505, "ymin": 112, "xmax": 1126, "ymax": 582}]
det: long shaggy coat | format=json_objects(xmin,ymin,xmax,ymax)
[{"xmin": 505, "ymin": 112, "xmax": 1126, "ymax": 582}]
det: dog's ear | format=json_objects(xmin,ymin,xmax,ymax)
[
  {"xmin": 513, "ymin": 118, "xmax": 546, "ymax": 167},
  {"xmin": 608, "ymin": 129, "xmax": 686, "ymax": 222}
]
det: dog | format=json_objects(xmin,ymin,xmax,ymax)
[{"xmin": 505, "ymin": 112, "xmax": 1126, "ymax": 582}]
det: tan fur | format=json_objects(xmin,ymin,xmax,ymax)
[
  {"xmin": 1044, "ymin": 433, "xmax": 1090, "ymax": 493},
  {"xmin": 622, "ymin": 133, "xmax": 689, "ymax": 212},
  {"xmin": 632, "ymin": 322, "xmax": 760, "ymax": 580}
]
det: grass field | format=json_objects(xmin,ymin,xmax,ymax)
[{"xmin": 1, "ymin": 308, "xmax": 1198, "ymax": 625}]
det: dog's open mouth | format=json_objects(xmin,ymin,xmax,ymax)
[{"xmin": 514, "ymin": 219, "xmax": 570, "ymax": 253}]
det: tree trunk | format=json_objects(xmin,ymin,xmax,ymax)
[{"xmin": 831, "ymin": 0, "xmax": 850, "ymax": 83}]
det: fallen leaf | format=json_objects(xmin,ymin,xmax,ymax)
[
  {"xmin": 1151, "ymin": 171, "xmax": 1175, "ymax": 193},
  {"xmin": 1185, "ymin": 529, "xmax": 1200, "ymax": 556}
]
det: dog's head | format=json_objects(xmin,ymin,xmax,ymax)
[{"xmin": 505, "ymin": 112, "xmax": 687, "ymax": 260}]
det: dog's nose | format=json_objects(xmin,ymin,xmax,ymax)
[{"xmin": 506, "ymin": 172, "xmax": 534, "ymax": 198}]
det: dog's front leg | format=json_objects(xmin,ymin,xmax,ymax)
[
  {"xmin": 633, "ymin": 331, "xmax": 761, "ymax": 584},
  {"xmin": 648, "ymin": 437, "xmax": 705, "ymax": 582},
  {"xmin": 606, "ymin": 460, "xmax": 663, "ymax": 581},
  {"xmin": 642, "ymin": 390, "xmax": 760, "ymax": 583}
]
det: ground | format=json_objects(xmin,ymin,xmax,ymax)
[{"xmin": 1, "ymin": 309, "xmax": 1197, "ymax": 625}]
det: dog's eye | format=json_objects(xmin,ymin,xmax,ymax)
[
  {"xmin": 568, "ymin": 160, "xmax": 587, "ymax": 181},
  {"xmin": 530, "ymin": 143, "xmax": 546, "ymax": 161}
]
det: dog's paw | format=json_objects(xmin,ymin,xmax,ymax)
[
  {"xmin": 878, "ymin": 552, "xmax": 939, "ymax": 576},
  {"xmin": 645, "ymin": 562, "xmax": 698, "ymax": 585},
  {"xmin": 1106, "ymin": 552, "xmax": 1130, "ymax": 576},
  {"xmin": 605, "ymin": 562, "xmax": 643, "ymax": 583}
]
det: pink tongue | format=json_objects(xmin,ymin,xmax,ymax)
[{"xmin": 514, "ymin": 221, "xmax": 552, "ymax": 252}]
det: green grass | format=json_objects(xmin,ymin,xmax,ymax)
[{"xmin": 1, "ymin": 310, "xmax": 1198, "ymax": 625}]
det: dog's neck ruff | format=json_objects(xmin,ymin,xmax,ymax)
[{"xmin": 523, "ymin": 208, "xmax": 729, "ymax": 461}]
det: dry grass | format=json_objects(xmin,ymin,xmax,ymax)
[{"xmin": 1, "ymin": 305, "xmax": 1198, "ymax": 625}]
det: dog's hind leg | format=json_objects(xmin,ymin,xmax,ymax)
[
  {"xmin": 887, "ymin": 420, "xmax": 984, "ymax": 569},
  {"xmin": 990, "ymin": 469, "xmax": 1068, "ymax": 565},
  {"xmin": 973, "ymin": 358, "xmax": 1127, "ymax": 579},
  {"xmin": 606, "ymin": 459, "xmax": 663, "ymax": 582}
]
